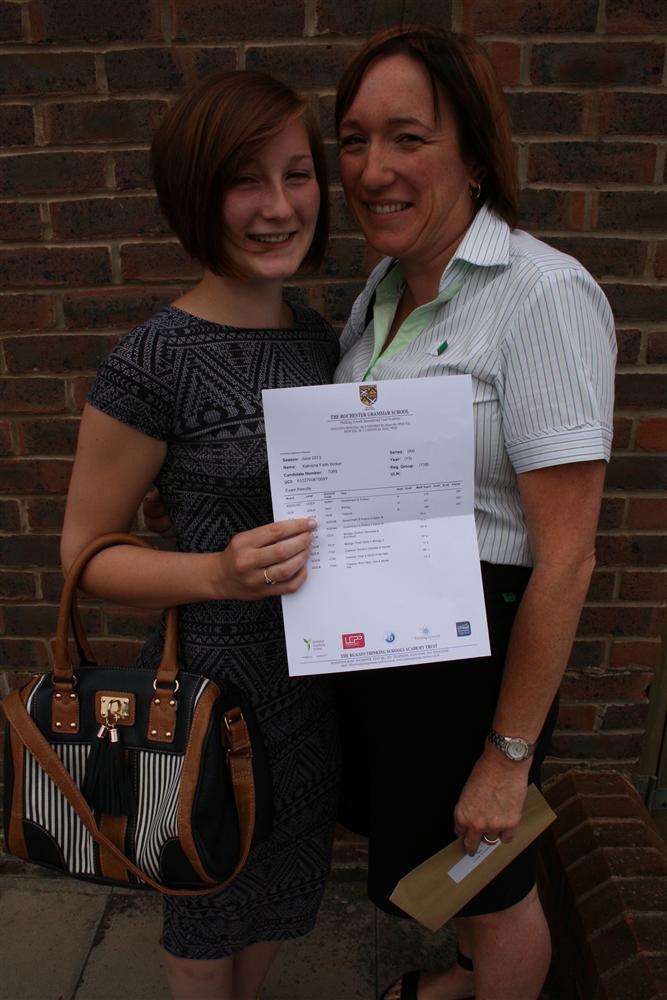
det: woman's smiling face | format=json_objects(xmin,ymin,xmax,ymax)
[
  {"xmin": 338, "ymin": 52, "xmax": 478, "ymax": 266},
  {"xmin": 221, "ymin": 117, "xmax": 320, "ymax": 283}
]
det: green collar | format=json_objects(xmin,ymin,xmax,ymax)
[{"xmin": 363, "ymin": 260, "xmax": 471, "ymax": 381}]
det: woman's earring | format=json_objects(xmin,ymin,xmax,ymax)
[{"xmin": 469, "ymin": 180, "xmax": 482, "ymax": 200}]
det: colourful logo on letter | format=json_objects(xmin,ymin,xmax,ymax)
[{"xmin": 342, "ymin": 632, "xmax": 365, "ymax": 649}]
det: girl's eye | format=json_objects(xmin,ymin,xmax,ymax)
[
  {"xmin": 233, "ymin": 175, "xmax": 257, "ymax": 186},
  {"xmin": 287, "ymin": 171, "xmax": 313, "ymax": 181}
]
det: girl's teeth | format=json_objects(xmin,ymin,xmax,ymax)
[
  {"xmin": 368, "ymin": 203, "xmax": 410, "ymax": 215},
  {"xmin": 250, "ymin": 233, "xmax": 293, "ymax": 243}
]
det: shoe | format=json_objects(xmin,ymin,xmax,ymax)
[
  {"xmin": 379, "ymin": 952, "xmax": 475, "ymax": 999},
  {"xmin": 380, "ymin": 970, "xmax": 422, "ymax": 1000}
]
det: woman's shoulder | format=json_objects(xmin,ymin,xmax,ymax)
[{"xmin": 508, "ymin": 228, "xmax": 599, "ymax": 287}]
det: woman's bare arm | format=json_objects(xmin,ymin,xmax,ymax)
[
  {"xmin": 490, "ymin": 459, "xmax": 605, "ymax": 741},
  {"xmin": 62, "ymin": 406, "xmax": 315, "ymax": 609},
  {"xmin": 454, "ymin": 459, "xmax": 605, "ymax": 852}
]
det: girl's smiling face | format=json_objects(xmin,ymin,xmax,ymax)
[
  {"xmin": 221, "ymin": 117, "xmax": 320, "ymax": 283},
  {"xmin": 338, "ymin": 52, "xmax": 479, "ymax": 267}
]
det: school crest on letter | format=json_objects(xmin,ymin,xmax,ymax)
[{"xmin": 359, "ymin": 384, "xmax": 377, "ymax": 407}]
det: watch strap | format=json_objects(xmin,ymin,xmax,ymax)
[{"xmin": 487, "ymin": 729, "xmax": 536, "ymax": 759}]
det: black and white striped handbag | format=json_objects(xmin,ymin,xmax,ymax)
[{"xmin": 2, "ymin": 533, "xmax": 271, "ymax": 896}]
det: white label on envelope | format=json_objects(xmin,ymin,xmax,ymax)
[{"xmin": 447, "ymin": 839, "xmax": 501, "ymax": 884}]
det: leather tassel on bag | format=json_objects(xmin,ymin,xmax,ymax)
[{"xmin": 82, "ymin": 717, "xmax": 135, "ymax": 816}]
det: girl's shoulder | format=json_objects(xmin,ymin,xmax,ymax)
[{"xmin": 289, "ymin": 300, "xmax": 336, "ymax": 334}]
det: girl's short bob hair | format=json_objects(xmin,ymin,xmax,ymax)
[
  {"xmin": 335, "ymin": 26, "xmax": 518, "ymax": 229},
  {"xmin": 151, "ymin": 70, "xmax": 329, "ymax": 279}
]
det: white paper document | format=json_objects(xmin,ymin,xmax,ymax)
[{"xmin": 262, "ymin": 376, "xmax": 490, "ymax": 676}]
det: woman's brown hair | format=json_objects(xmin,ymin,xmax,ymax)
[
  {"xmin": 335, "ymin": 26, "xmax": 518, "ymax": 229},
  {"xmin": 151, "ymin": 71, "xmax": 329, "ymax": 278}
]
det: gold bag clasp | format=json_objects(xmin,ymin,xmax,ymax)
[
  {"xmin": 95, "ymin": 691, "xmax": 136, "ymax": 727},
  {"xmin": 99, "ymin": 694, "xmax": 132, "ymax": 721}
]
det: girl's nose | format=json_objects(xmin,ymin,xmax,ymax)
[{"xmin": 260, "ymin": 183, "xmax": 294, "ymax": 220}]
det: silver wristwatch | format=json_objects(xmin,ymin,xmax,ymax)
[{"xmin": 487, "ymin": 729, "xmax": 536, "ymax": 762}]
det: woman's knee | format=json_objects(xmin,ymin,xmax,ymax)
[{"xmin": 464, "ymin": 884, "xmax": 545, "ymax": 936}]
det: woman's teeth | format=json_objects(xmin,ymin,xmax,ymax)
[
  {"xmin": 248, "ymin": 232, "xmax": 295, "ymax": 243},
  {"xmin": 367, "ymin": 202, "xmax": 411, "ymax": 215}
]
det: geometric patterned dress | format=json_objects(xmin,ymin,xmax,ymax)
[{"xmin": 88, "ymin": 303, "xmax": 341, "ymax": 959}]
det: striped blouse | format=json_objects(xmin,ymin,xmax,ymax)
[{"xmin": 334, "ymin": 201, "xmax": 616, "ymax": 566}]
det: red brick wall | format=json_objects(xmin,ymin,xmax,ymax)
[
  {"xmin": 1, "ymin": 1, "xmax": 666, "ymax": 778},
  {"xmin": 541, "ymin": 770, "xmax": 667, "ymax": 999}
]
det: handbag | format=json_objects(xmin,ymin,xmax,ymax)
[{"xmin": 2, "ymin": 532, "xmax": 272, "ymax": 896}]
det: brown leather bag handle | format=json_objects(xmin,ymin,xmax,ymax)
[
  {"xmin": 2, "ymin": 689, "xmax": 255, "ymax": 897},
  {"xmin": 53, "ymin": 533, "xmax": 179, "ymax": 691}
]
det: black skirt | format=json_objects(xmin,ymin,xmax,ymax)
[{"xmin": 333, "ymin": 561, "xmax": 559, "ymax": 918}]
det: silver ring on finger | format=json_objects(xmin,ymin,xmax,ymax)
[
  {"xmin": 481, "ymin": 833, "xmax": 501, "ymax": 845},
  {"xmin": 263, "ymin": 567, "xmax": 276, "ymax": 586}
]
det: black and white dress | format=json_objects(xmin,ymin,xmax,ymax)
[{"xmin": 88, "ymin": 303, "xmax": 341, "ymax": 959}]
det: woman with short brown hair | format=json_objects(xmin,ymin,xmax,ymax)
[
  {"xmin": 333, "ymin": 26, "xmax": 615, "ymax": 1000},
  {"xmin": 61, "ymin": 71, "xmax": 340, "ymax": 1000}
]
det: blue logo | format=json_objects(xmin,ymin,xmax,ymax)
[
  {"xmin": 384, "ymin": 632, "xmax": 396, "ymax": 644},
  {"xmin": 456, "ymin": 621, "xmax": 471, "ymax": 637}
]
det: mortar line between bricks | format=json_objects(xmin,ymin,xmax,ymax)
[
  {"xmin": 566, "ymin": 844, "xmax": 665, "ymax": 875},
  {"xmin": 584, "ymin": 191, "xmax": 593, "ymax": 230},
  {"xmin": 596, "ymin": 0, "xmax": 607, "ymax": 34},
  {"xmin": 161, "ymin": 0, "xmax": 173, "ymax": 45},
  {"xmin": 94, "ymin": 52, "xmax": 109, "ymax": 97},
  {"xmin": 2, "ymin": 219, "xmax": 666, "ymax": 244},
  {"xmin": 596, "ymin": 949, "xmax": 661, "ymax": 986},
  {"xmin": 522, "ymin": 181, "xmax": 667, "ymax": 190},
  {"xmin": 304, "ymin": 0, "xmax": 317, "ymax": 38},
  {"xmin": 4, "ymin": 83, "xmax": 667, "ymax": 101},
  {"xmin": 3, "ymin": 32, "xmax": 667, "ymax": 54},
  {"xmin": 520, "ymin": 42, "xmax": 531, "ymax": 86},
  {"xmin": 6, "ymin": 90, "xmax": 667, "ymax": 117}
]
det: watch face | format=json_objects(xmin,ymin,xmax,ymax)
[{"xmin": 507, "ymin": 739, "xmax": 527, "ymax": 761}]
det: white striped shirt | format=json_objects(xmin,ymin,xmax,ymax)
[{"xmin": 334, "ymin": 202, "xmax": 616, "ymax": 566}]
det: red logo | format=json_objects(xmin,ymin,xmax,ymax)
[{"xmin": 342, "ymin": 632, "xmax": 365, "ymax": 649}]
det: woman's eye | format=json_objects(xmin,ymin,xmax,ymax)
[
  {"xmin": 396, "ymin": 133, "xmax": 424, "ymax": 145},
  {"xmin": 339, "ymin": 135, "xmax": 365, "ymax": 149},
  {"xmin": 287, "ymin": 171, "xmax": 313, "ymax": 181},
  {"xmin": 233, "ymin": 175, "xmax": 257, "ymax": 186}
]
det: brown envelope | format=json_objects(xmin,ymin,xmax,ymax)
[{"xmin": 389, "ymin": 784, "xmax": 556, "ymax": 931}]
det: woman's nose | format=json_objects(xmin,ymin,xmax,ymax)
[{"xmin": 359, "ymin": 143, "xmax": 393, "ymax": 189}]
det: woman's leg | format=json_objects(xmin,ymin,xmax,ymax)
[
  {"xmin": 465, "ymin": 886, "xmax": 551, "ymax": 1000},
  {"xmin": 164, "ymin": 940, "xmax": 282, "ymax": 1000},
  {"xmin": 420, "ymin": 886, "xmax": 550, "ymax": 1000}
]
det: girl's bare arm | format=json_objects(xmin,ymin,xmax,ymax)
[{"xmin": 62, "ymin": 406, "xmax": 315, "ymax": 609}]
